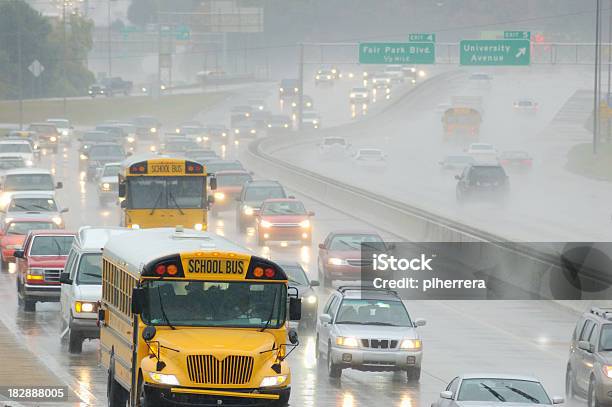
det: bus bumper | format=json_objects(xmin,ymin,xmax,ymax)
[{"xmin": 145, "ymin": 384, "xmax": 290, "ymax": 406}]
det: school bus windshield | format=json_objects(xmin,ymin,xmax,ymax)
[
  {"xmin": 127, "ymin": 176, "xmax": 204, "ymax": 209},
  {"xmin": 141, "ymin": 280, "xmax": 286, "ymax": 329}
]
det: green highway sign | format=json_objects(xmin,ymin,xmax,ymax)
[
  {"xmin": 460, "ymin": 39, "xmax": 530, "ymax": 66},
  {"xmin": 504, "ymin": 31, "xmax": 530, "ymax": 40},
  {"xmin": 175, "ymin": 25, "xmax": 190, "ymax": 40},
  {"xmin": 359, "ymin": 42, "xmax": 435, "ymax": 64},
  {"xmin": 408, "ymin": 33, "xmax": 435, "ymax": 42}
]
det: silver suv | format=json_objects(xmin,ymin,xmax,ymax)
[
  {"xmin": 316, "ymin": 286, "xmax": 426, "ymax": 382},
  {"xmin": 566, "ymin": 307, "xmax": 612, "ymax": 407}
]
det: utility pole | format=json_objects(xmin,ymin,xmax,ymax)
[
  {"xmin": 62, "ymin": 1, "xmax": 67, "ymax": 117},
  {"xmin": 593, "ymin": 0, "xmax": 601, "ymax": 154},
  {"xmin": 297, "ymin": 43, "xmax": 304, "ymax": 131},
  {"xmin": 107, "ymin": 0, "xmax": 112, "ymax": 77},
  {"xmin": 17, "ymin": 3, "xmax": 23, "ymax": 130},
  {"xmin": 607, "ymin": 0, "xmax": 612, "ymax": 142}
]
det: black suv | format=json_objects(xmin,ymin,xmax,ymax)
[
  {"xmin": 566, "ymin": 307, "xmax": 612, "ymax": 407},
  {"xmin": 455, "ymin": 164, "xmax": 509, "ymax": 202},
  {"xmin": 235, "ymin": 180, "xmax": 288, "ymax": 232}
]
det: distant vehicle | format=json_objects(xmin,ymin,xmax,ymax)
[
  {"xmin": 0, "ymin": 140, "xmax": 35, "ymax": 167},
  {"xmin": 248, "ymin": 99, "xmax": 266, "ymax": 111},
  {"xmin": 439, "ymin": 154, "xmax": 477, "ymax": 171},
  {"xmin": 132, "ymin": 116, "xmax": 161, "ymax": 138},
  {"xmin": 353, "ymin": 148, "xmax": 387, "ymax": 168},
  {"xmin": 46, "ymin": 118, "xmax": 73, "ymax": 145},
  {"xmin": 27, "ymin": 123, "xmax": 59, "ymax": 153},
  {"xmin": 5, "ymin": 130, "xmax": 37, "ymax": 142},
  {"xmin": 317, "ymin": 230, "xmax": 384, "ymax": 287},
  {"xmin": 279, "ymin": 78, "xmax": 300, "ymax": 100},
  {"xmin": 0, "ymin": 217, "xmax": 60, "ymax": 268},
  {"xmin": 566, "ymin": 307, "xmax": 612, "ymax": 407},
  {"xmin": 80, "ymin": 142, "xmax": 126, "ymax": 180},
  {"xmin": 499, "ymin": 150, "xmax": 533, "ymax": 170},
  {"xmin": 317, "ymin": 66, "xmax": 341, "ymax": 80},
  {"xmin": 278, "ymin": 261, "xmax": 319, "ymax": 330},
  {"xmin": 0, "ymin": 168, "xmax": 62, "ymax": 198},
  {"xmin": 97, "ymin": 162, "xmax": 121, "ymax": 205},
  {"xmin": 210, "ymin": 170, "xmax": 252, "ymax": 215},
  {"xmin": 94, "ymin": 124, "xmax": 133, "ymax": 151},
  {"xmin": 79, "ymin": 131, "xmax": 119, "ymax": 155},
  {"xmin": 205, "ymin": 159, "xmax": 245, "ymax": 174},
  {"xmin": 466, "ymin": 142, "xmax": 498, "ymax": 163},
  {"xmin": 315, "ymin": 69, "xmax": 335, "ymax": 85},
  {"xmin": 174, "ymin": 120, "xmax": 203, "ymax": 133},
  {"xmin": 255, "ymin": 198, "xmax": 314, "ymax": 245},
  {"xmin": 371, "ymin": 72, "xmax": 392, "ymax": 87},
  {"xmin": 316, "ymin": 287, "xmax": 425, "ymax": 381},
  {"xmin": 266, "ymin": 115, "xmax": 292, "ymax": 133},
  {"xmin": 161, "ymin": 136, "xmax": 199, "ymax": 155},
  {"xmin": 1, "ymin": 191, "xmax": 67, "ymax": 227},
  {"xmin": 14, "ymin": 230, "xmax": 75, "ymax": 311},
  {"xmin": 442, "ymin": 108, "xmax": 482, "ymax": 139},
  {"xmin": 230, "ymin": 105, "xmax": 253, "ymax": 126},
  {"xmin": 109, "ymin": 123, "xmax": 137, "ymax": 152},
  {"xmin": 88, "ymin": 77, "xmax": 132, "ymax": 97},
  {"xmin": 232, "ymin": 120, "xmax": 258, "ymax": 138},
  {"xmin": 469, "ymin": 72, "xmax": 493, "ymax": 82},
  {"xmin": 0, "ymin": 156, "xmax": 26, "ymax": 173},
  {"xmin": 176, "ymin": 125, "xmax": 208, "ymax": 143},
  {"xmin": 204, "ymin": 124, "xmax": 229, "ymax": 141},
  {"xmin": 432, "ymin": 374, "xmax": 563, "ymax": 407},
  {"xmin": 318, "ymin": 137, "xmax": 351, "ymax": 156},
  {"xmin": 384, "ymin": 65, "xmax": 404, "ymax": 84},
  {"xmin": 349, "ymin": 87, "xmax": 370, "ymax": 104},
  {"xmin": 185, "ymin": 149, "xmax": 218, "ymax": 165},
  {"xmin": 455, "ymin": 164, "xmax": 509, "ymax": 203},
  {"xmin": 235, "ymin": 180, "xmax": 288, "ymax": 232},
  {"xmin": 513, "ymin": 98, "xmax": 539, "ymax": 112},
  {"xmin": 302, "ymin": 111, "xmax": 322, "ymax": 129},
  {"xmin": 251, "ymin": 110, "xmax": 272, "ymax": 130},
  {"xmin": 401, "ymin": 66, "xmax": 419, "ymax": 84},
  {"xmin": 59, "ymin": 227, "xmax": 129, "ymax": 352},
  {"xmin": 290, "ymin": 95, "xmax": 314, "ymax": 111}
]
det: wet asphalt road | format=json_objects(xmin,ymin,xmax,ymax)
[{"xmin": 0, "ymin": 78, "xmax": 591, "ymax": 407}]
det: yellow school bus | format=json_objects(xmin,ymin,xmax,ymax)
[
  {"xmin": 442, "ymin": 107, "xmax": 482, "ymax": 139},
  {"xmin": 99, "ymin": 227, "xmax": 301, "ymax": 407},
  {"xmin": 118, "ymin": 155, "xmax": 216, "ymax": 230}
]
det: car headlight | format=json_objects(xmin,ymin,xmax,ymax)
[
  {"xmin": 294, "ymin": 87, "xmax": 299, "ymax": 92},
  {"xmin": 141, "ymin": 87, "xmax": 147, "ymax": 92},
  {"xmin": 25, "ymin": 160, "xmax": 33, "ymax": 167},
  {"xmin": 305, "ymin": 295, "xmax": 317, "ymax": 304},
  {"xmin": 102, "ymin": 182, "xmax": 111, "ymax": 191},
  {"xmin": 194, "ymin": 223, "xmax": 203, "ymax": 231},
  {"xmin": 267, "ymin": 124, "xmax": 272, "ymax": 128},
  {"xmin": 149, "ymin": 372, "xmax": 179, "ymax": 386},
  {"xmin": 196, "ymin": 136, "xmax": 203, "ymax": 143},
  {"xmin": 80, "ymin": 154, "xmax": 88, "ymax": 160},
  {"xmin": 221, "ymin": 132, "xmax": 227, "ymax": 137},
  {"xmin": 149, "ymin": 145, "xmax": 157, "ymax": 152},
  {"xmin": 328, "ymin": 257, "xmax": 347, "ymax": 266},
  {"xmin": 604, "ymin": 365, "xmax": 612, "ymax": 379},
  {"xmin": 150, "ymin": 127, "xmax": 157, "ymax": 133},
  {"xmin": 336, "ymin": 337, "xmax": 359, "ymax": 347},
  {"xmin": 50, "ymin": 136, "xmax": 57, "ymax": 142},
  {"xmin": 175, "ymin": 128, "xmax": 181, "ymax": 133},
  {"xmin": 88, "ymin": 90, "xmax": 93, "ymax": 94},
  {"xmin": 75, "ymin": 301, "xmax": 96, "ymax": 313},
  {"xmin": 234, "ymin": 128, "xmax": 240, "ymax": 134},
  {"xmin": 260, "ymin": 375, "xmax": 287, "ymax": 388},
  {"xmin": 62, "ymin": 130, "xmax": 69, "ymax": 136},
  {"xmin": 299, "ymin": 219, "xmax": 310, "ymax": 228},
  {"xmin": 52, "ymin": 216, "xmax": 63, "ymax": 226},
  {"xmin": 214, "ymin": 192, "xmax": 225, "ymax": 200},
  {"xmin": 411, "ymin": 78, "xmax": 416, "ymax": 84},
  {"xmin": 350, "ymin": 93, "xmax": 356, "ymax": 98},
  {"xmin": 250, "ymin": 129, "xmax": 256, "ymax": 134},
  {"xmin": 312, "ymin": 120, "xmax": 319, "ymax": 125},
  {"xmin": 245, "ymin": 112, "xmax": 251, "ymax": 117},
  {"xmin": 331, "ymin": 68, "xmax": 337, "ymax": 74},
  {"xmin": 418, "ymin": 70, "xmax": 426, "ymax": 78},
  {"xmin": 291, "ymin": 102, "xmax": 297, "ymax": 107},
  {"xmin": 100, "ymin": 90, "xmax": 104, "ymax": 94},
  {"xmin": 127, "ymin": 136, "xmax": 135, "ymax": 143},
  {"xmin": 243, "ymin": 206, "xmax": 254, "ymax": 216},
  {"xmin": 400, "ymin": 339, "xmax": 422, "ymax": 350},
  {"xmin": 326, "ymin": 75, "xmax": 331, "ymax": 79},
  {"xmin": 160, "ymin": 84, "xmax": 166, "ymax": 90},
  {"xmin": 279, "ymin": 87, "xmax": 284, "ymax": 92},
  {"xmin": 315, "ymin": 75, "xmax": 320, "ymax": 80},
  {"xmin": 410, "ymin": 67, "xmax": 416, "ymax": 73},
  {"xmin": 260, "ymin": 220, "xmax": 272, "ymax": 228},
  {"xmin": 283, "ymin": 124, "xmax": 289, "ymax": 128}
]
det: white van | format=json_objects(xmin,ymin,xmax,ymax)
[{"xmin": 59, "ymin": 226, "xmax": 130, "ymax": 353}]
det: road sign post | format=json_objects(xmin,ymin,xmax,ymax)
[
  {"xmin": 359, "ymin": 42, "xmax": 435, "ymax": 64},
  {"xmin": 460, "ymin": 39, "xmax": 530, "ymax": 66}
]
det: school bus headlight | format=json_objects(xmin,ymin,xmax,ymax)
[
  {"xmin": 149, "ymin": 372, "xmax": 179, "ymax": 386},
  {"xmin": 75, "ymin": 301, "xmax": 96, "ymax": 313},
  {"xmin": 214, "ymin": 192, "xmax": 225, "ymax": 200},
  {"xmin": 194, "ymin": 223, "xmax": 203, "ymax": 231},
  {"xmin": 131, "ymin": 224, "xmax": 140, "ymax": 229},
  {"xmin": 299, "ymin": 219, "xmax": 310, "ymax": 229},
  {"xmin": 243, "ymin": 206, "xmax": 254, "ymax": 216},
  {"xmin": 260, "ymin": 220, "xmax": 272, "ymax": 228},
  {"xmin": 260, "ymin": 375, "xmax": 287, "ymax": 388}
]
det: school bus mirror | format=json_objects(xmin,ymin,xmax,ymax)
[
  {"xmin": 142, "ymin": 325, "xmax": 157, "ymax": 342},
  {"xmin": 288, "ymin": 328, "xmax": 299, "ymax": 345},
  {"xmin": 131, "ymin": 287, "xmax": 145, "ymax": 314},
  {"xmin": 209, "ymin": 176, "xmax": 217, "ymax": 190},
  {"xmin": 118, "ymin": 182, "xmax": 126, "ymax": 198},
  {"xmin": 97, "ymin": 308, "xmax": 106, "ymax": 327},
  {"xmin": 289, "ymin": 297, "xmax": 302, "ymax": 321}
]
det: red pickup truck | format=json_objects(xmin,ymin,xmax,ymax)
[{"xmin": 15, "ymin": 230, "xmax": 75, "ymax": 312}]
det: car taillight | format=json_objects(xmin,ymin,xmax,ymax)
[
  {"xmin": 522, "ymin": 159, "xmax": 532, "ymax": 166},
  {"xmin": 500, "ymin": 159, "xmax": 510, "ymax": 165}
]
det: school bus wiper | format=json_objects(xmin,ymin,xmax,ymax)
[
  {"xmin": 149, "ymin": 191, "xmax": 163, "ymax": 215},
  {"xmin": 259, "ymin": 286, "xmax": 279, "ymax": 332},
  {"xmin": 168, "ymin": 191, "xmax": 184, "ymax": 215},
  {"xmin": 157, "ymin": 286, "xmax": 176, "ymax": 330}
]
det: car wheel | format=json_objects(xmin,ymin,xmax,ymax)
[
  {"xmin": 589, "ymin": 377, "xmax": 600, "ymax": 407},
  {"xmin": 566, "ymin": 365, "xmax": 576, "ymax": 400},
  {"xmin": 407, "ymin": 366, "xmax": 421, "ymax": 382},
  {"xmin": 68, "ymin": 328, "xmax": 83, "ymax": 353},
  {"xmin": 23, "ymin": 297, "xmax": 36, "ymax": 312},
  {"xmin": 327, "ymin": 344, "xmax": 341, "ymax": 378}
]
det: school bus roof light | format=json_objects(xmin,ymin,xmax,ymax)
[
  {"xmin": 166, "ymin": 264, "xmax": 178, "ymax": 276},
  {"xmin": 155, "ymin": 264, "xmax": 166, "ymax": 275},
  {"xmin": 253, "ymin": 267, "xmax": 264, "ymax": 278},
  {"xmin": 264, "ymin": 267, "xmax": 276, "ymax": 278}
]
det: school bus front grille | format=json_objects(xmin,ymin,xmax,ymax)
[{"xmin": 186, "ymin": 355, "xmax": 254, "ymax": 385}]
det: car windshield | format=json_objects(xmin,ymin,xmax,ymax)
[
  {"xmin": 133, "ymin": 117, "xmax": 156, "ymax": 126},
  {"xmin": 28, "ymin": 125, "xmax": 56, "ymax": 133},
  {"xmin": 471, "ymin": 144, "xmax": 494, "ymax": 151},
  {"xmin": 329, "ymin": 234, "xmax": 383, "ymax": 250},
  {"xmin": 76, "ymin": 253, "xmax": 102, "ymax": 285},
  {"xmin": 4, "ymin": 174, "xmax": 54, "ymax": 191},
  {"xmin": 336, "ymin": 299, "xmax": 413, "ymax": 327},
  {"xmin": 0, "ymin": 144, "xmax": 31, "ymax": 153},
  {"xmin": 600, "ymin": 324, "xmax": 612, "ymax": 351},
  {"xmin": 29, "ymin": 235, "xmax": 74, "ymax": 256},
  {"xmin": 127, "ymin": 176, "xmax": 204, "ymax": 209},
  {"xmin": 261, "ymin": 201, "xmax": 306, "ymax": 215},
  {"xmin": 0, "ymin": 158, "xmax": 25, "ymax": 170},
  {"xmin": 102, "ymin": 165, "xmax": 121, "ymax": 177},
  {"xmin": 142, "ymin": 281, "xmax": 286, "ymax": 328},
  {"xmin": 9, "ymin": 197, "xmax": 57, "ymax": 212},
  {"xmin": 324, "ymin": 138, "xmax": 346, "ymax": 146},
  {"xmin": 83, "ymin": 132, "xmax": 115, "ymax": 143},
  {"xmin": 217, "ymin": 173, "xmax": 251, "ymax": 187},
  {"xmin": 244, "ymin": 186, "xmax": 285, "ymax": 201},
  {"xmin": 446, "ymin": 156, "xmax": 474, "ymax": 163},
  {"xmin": 89, "ymin": 145, "xmax": 124, "ymax": 158},
  {"xmin": 206, "ymin": 161, "xmax": 244, "ymax": 173},
  {"xmin": 165, "ymin": 141, "xmax": 197, "ymax": 152},
  {"xmin": 446, "ymin": 114, "xmax": 480, "ymax": 124},
  {"xmin": 281, "ymin": 264, "xmax": 310, "ymax": 286},
  {"xmin": 352, "ymin": 88, "xmax": 367, "ymax": 93},
  {"xmin": 518, "ymin": 100, "xmax": 533, "ymax": 106},
  {"xmin": 471, "ymin": 167, "xmax": 506, "ymax": 182},
  {"xmin": 457, "ymin": 378, "xmax": 551, "ymax": 404},
  {"xmin": 6, "ymin": 221, "xmax": 56, "ymax": 235}
]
